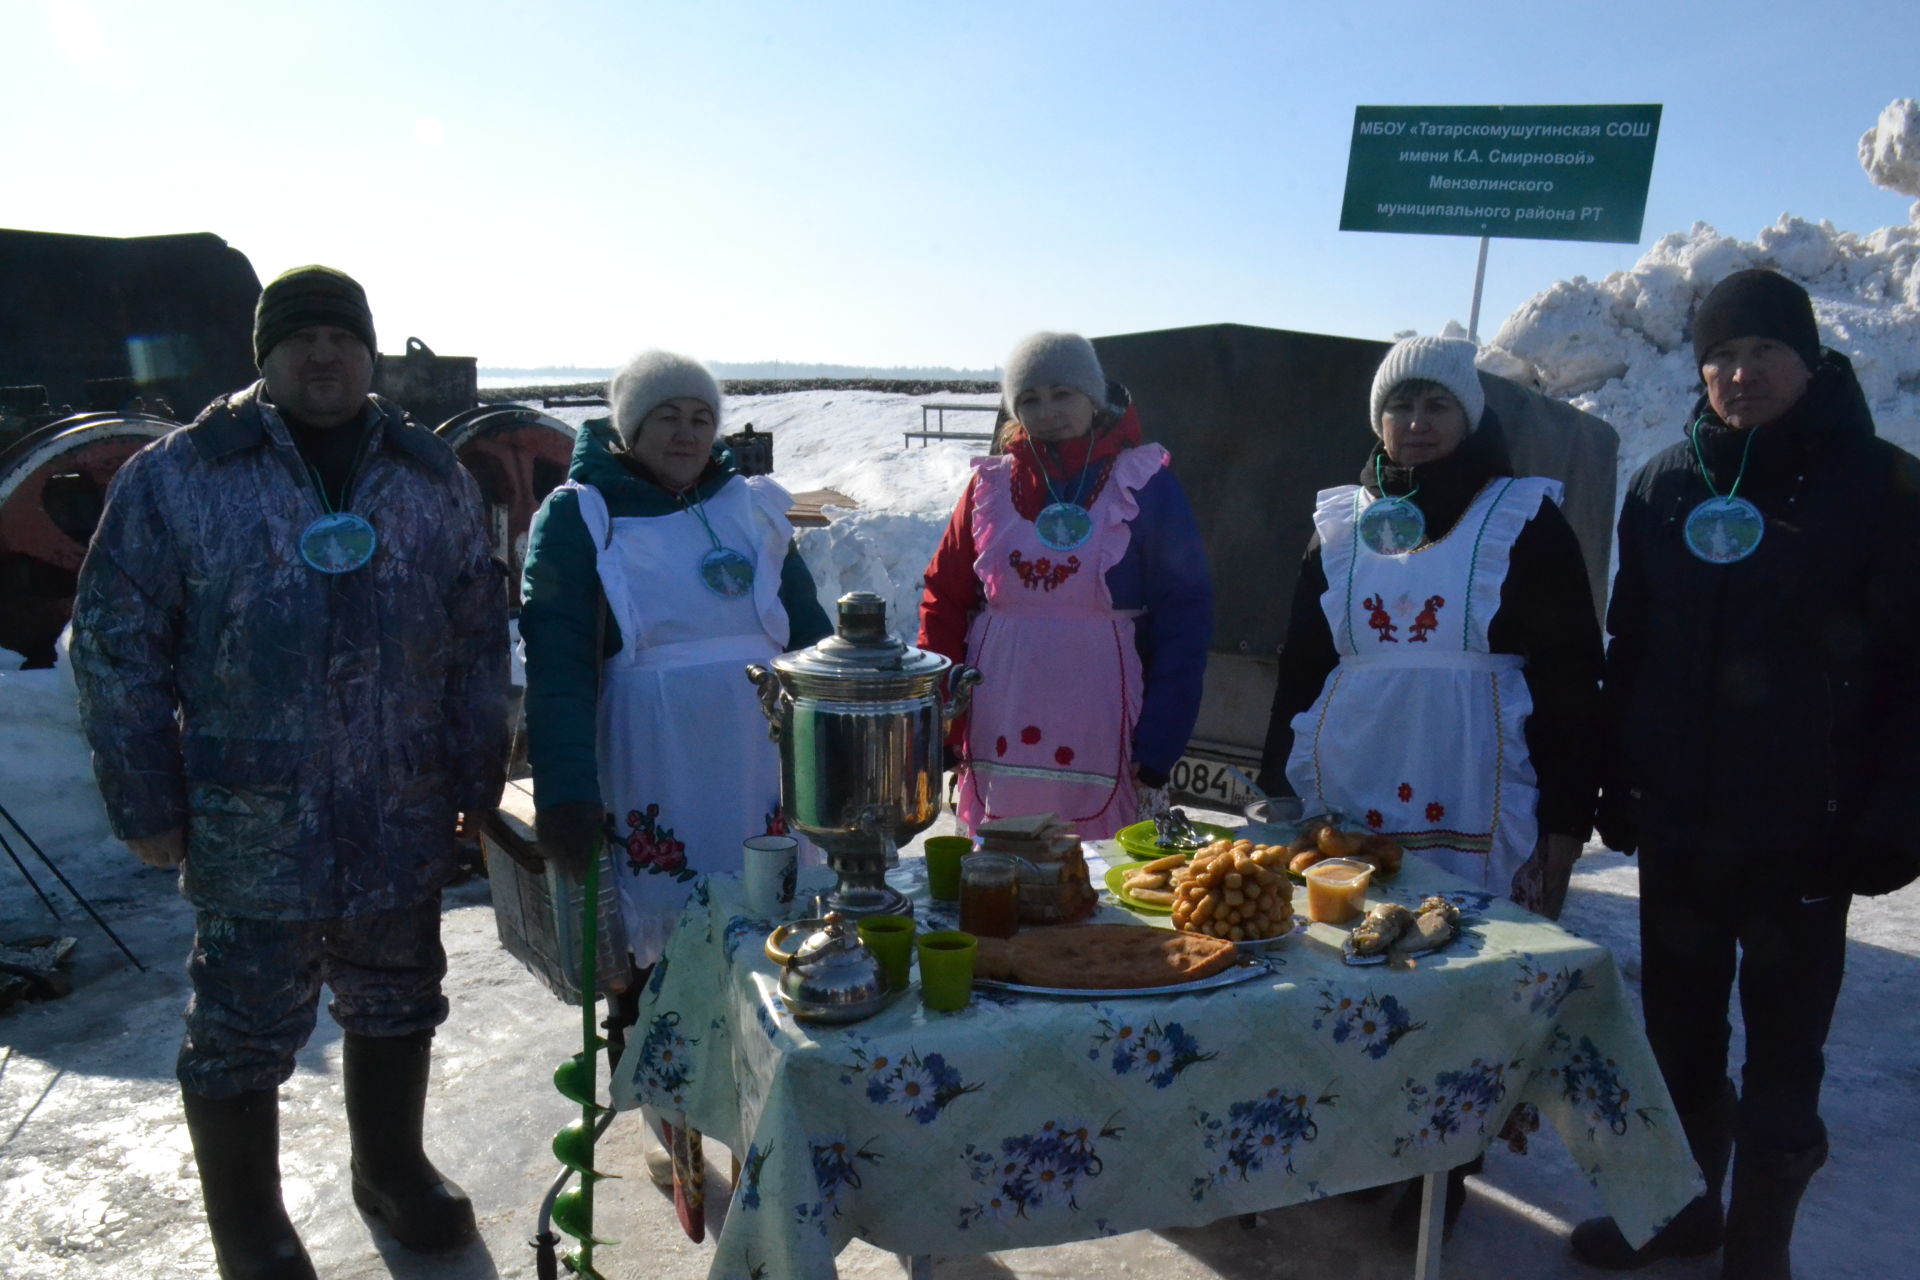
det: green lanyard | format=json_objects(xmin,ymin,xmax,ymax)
[
  {"xmin": 301, "ymin": 426, "xmax": 371, "ymax": 514},
  {"xmin": 1374, "ymin": 454, "xmax": 1419, "ymax": 501},
  {"xmin": 1688, "ymin": 414, "xmax": 1759, "ymax": 500}
]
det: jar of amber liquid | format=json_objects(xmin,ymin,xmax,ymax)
[{"xmin": 958, "ymin": 853, "xmax": 1020, "ymax": 938}]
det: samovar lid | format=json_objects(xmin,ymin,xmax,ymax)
[{"xmin": 772, "ymin": 591, "xmax": 951, "ymax": 687}]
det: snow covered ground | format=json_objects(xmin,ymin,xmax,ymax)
[{"xmin": 7, "ymin": 108, "xmax": 1920, "ymax": 1280}]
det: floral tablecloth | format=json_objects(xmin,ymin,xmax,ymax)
[{"xmin": 611, "ymin": 850, "xmax": 1700, "ymax": 1280}]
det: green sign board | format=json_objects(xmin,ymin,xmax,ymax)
[{"xmin": 1340, "ymin": 104, "xmax": 1662, "ymax": 244}]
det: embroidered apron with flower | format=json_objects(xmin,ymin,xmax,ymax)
[
  {"xmin": 1285, "ymin": 477, "xmax": 1561, "ymax": 891},
  {"xmin": 569, "ymin": 476, "xmax": 803, "ymax": 966},
  {"xmin": 956, "ymin": 444, "xmax": 1167, "ymax": 839}
]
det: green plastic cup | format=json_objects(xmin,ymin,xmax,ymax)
[
  {"xmin": 916, "ymin": 930, "xmax": 977, "ymax": 1012},
  {"xmin": 922, "ymin": 836, "xmax": 972, "ymax": 901},
  {"xmin": 857, "ymin": 914, "xmax": 917, "ymax": 991}
]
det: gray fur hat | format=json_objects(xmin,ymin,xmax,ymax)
[
  {"xmin": 1001, "ymin": 331, "xmax": 1107, "ymax": 412},
  {"xmin": 1368, "ymin": 336, "xmax": 1485, "ymax": 435},
  {"xmin": 608, "ymin": 350, "xmax": 722, "ymax": 445}
]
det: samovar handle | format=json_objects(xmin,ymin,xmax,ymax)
[
  {"xmin": 745, "ymin": 664, "xmax": 789, "ymax": 743},
  {"xmin": 941, "ymin": 666, "xmax": 982, "ymax": 732}
]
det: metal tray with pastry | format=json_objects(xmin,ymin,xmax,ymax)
[{"xmin": 1340, "ymin": 895, "xmax": 1464, "ymax": 966}]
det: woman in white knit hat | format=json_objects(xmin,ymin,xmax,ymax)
[
  {"xmin": 1259, "ymin": 336, "xmax": 1602, "ymax": 913},
  {"xmin": 1257, "ymin": 334, "xmax": 1603, "ymax": 1235},
  {"xmin": 919, "ymin": 332, "xmax": 1214, "ymax": 839}
]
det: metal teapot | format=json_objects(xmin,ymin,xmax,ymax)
[
  {"xmin": 765, "ymin": 912, "xmax": 892, "ymax": 1025},
  {"xmin": 748, "ymin": 591, "xmax": 980, "ymax": 919}
]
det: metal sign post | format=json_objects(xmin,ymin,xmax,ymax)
[{"xmin": 1339, "ymin": 104, "xmax": 1662, "ymax": 336}]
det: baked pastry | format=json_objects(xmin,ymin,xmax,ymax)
[
  {"xmin": 988, "ymin": 924, "xmax": 1239, "ymax": 989},
  {"xmin": 972, "ymin": 936, "xmax": 1015, "ymax": 981}
]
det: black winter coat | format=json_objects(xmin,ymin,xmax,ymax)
[
  {"xmin": 1600, "ymin": 351, "xmax": 1920, "ymax": 898},
  {"xmin": 1258, "ymin": 414, "xmax": 1604, "ymax": 839}
]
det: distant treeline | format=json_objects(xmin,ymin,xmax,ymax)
[
  {"xmin": 481, "ymin": 361, "xmax": 1000, "ymax": 382},
  {"xmin": 479, "ymin": 376, "xmax": 999, "ymax": 404}
]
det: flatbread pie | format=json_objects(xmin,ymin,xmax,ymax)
[{"xmin": 974, "ymin": 924, "xmax": 1239, "ymax": 990}]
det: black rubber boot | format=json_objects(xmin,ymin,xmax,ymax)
[
  {"xmin": 1570, "ymin": 1079, "xmax": 1736, "ymax": 1269},
  {"xmin": 343, "ymin": 1031, "xmax": 477, "ymax": 1251},
  {"xmin": 181, "ymin": 1087, "xmax": 317, "ymax": 1280},
  {"xmin": 1721, "ymin": 1126, "xmax": 1826, "ymax": 1280}
]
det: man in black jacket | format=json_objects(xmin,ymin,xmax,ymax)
[{"xmin": 1573, "ymin": 269, "xmax": 1920, "ymax": 1278}]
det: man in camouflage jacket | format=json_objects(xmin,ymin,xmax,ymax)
[{"xmin": 71, "ymin": 265, "xmax": 508, "ymax": 1278}]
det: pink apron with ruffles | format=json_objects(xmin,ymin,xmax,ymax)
[{"xmin": 955, "ymin": 444, "xmax": 1166, "ymax": 839}]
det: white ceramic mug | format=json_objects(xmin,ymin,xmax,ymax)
[{"xmin": 742, "ymin": 835, "xmax": 800, "ymax": 917}]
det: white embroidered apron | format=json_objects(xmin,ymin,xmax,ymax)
[
  {"xmin": 1285, "ymin": 476, "xmax": 1560, "ymax": 891},
  {"xmin": 956, "ymin": 445, "xmax": 1165, "ymax": 839},
  {"xmin": 571, "ymin": 476, "xmax": 806, "ymax": 967}
]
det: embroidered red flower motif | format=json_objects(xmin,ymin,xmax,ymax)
[
  {"xmin": 1055, "ymin": 745, "xmax": 1075, "ymax": 766},
  {"xmin": 1020, "ymin": 725, "xmax": 1043, "ymax": 745},
  {"xmin": 1365, "ymin": 809, "xmax": 1384, "ymax": 830},
  {"xmin": 995, "ymin": 735, "xmax": 1008, "ymax": 757},
  {"xmin": 1426, "ymin": 801, "xmax": 1446, "ymax": 822},
  {"xmin": 1397, "ymin": 782, "xmax": 1413, "ymax": 803},
  {"xmin": 1008, "ymin": 549, "xmax": 1082, "ymax": 592},
  {"xmin": 653, "ymin": 838, "xmax": 687, "ymax": 873}
]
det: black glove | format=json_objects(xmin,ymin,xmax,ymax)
[
  {"xmin": 1851, "ymin": 831, "xmax": 1920, "ymax": 898},
  {"xmin": 535, "ymin": 802, "xmax": 605, "ymax": 879},
  {"xmin": 1593, "ymin": 787, "xmax": 1638, "ymax": 857}
]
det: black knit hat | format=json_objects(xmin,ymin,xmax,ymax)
[
  {"xmin": 1691, "ymin": 269, "xmax": 1820, "ymax": 371},
  {"xmin": 253, "ymin": 265, "xmax": 377, "ymax": 368}
]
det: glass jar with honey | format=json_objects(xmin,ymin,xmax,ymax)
[{"xmin": 958, "ymin": 853, "xmax": 1021, "ymax": 938}]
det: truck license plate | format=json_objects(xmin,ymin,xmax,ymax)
[{"xmin": 1168, "ymin": 755, "xmax": 1257, "ymax": 812}]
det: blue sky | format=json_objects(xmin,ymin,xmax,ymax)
[{"xmin": 6, "ymin": 0, "xmax": 1913, "ymax": 369}]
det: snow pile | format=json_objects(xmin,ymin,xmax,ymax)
[
  {"xmin": 1860, "ymin": 98, "xmax": 1920, "ymax": 200},
  {"xmin": 1483, "ymin": 100, "xmax": 1920, "ymax": 485}
]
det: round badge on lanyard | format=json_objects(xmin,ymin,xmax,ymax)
[
  {"xmin": 300, "ymin": 511, "xmax": 378, "ymax": 573},
  {"xmin": 1358, "ymin": 496, "xmax": 1426, "ymax": 555},
  {"xmin": 1035, "ymin": 501, "xmax": 1093, "ymax": 551},
  {"xmin": 682, "ymin": 489, "xmax": 756, "ymax": 598},
  {"xmin": 1684, "ymin": 496, "xmax": 1765, "ymax": 563},
  {"xmin": 1684, "ymin": 415, "xmax": 1765, "ymax": 565},
  {"xmin": 699, "ymin": 545, "xmax": 756, "ymax": 598}
]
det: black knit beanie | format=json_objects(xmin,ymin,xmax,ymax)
[
  {"xmin": 253, "ymin": 265, "xmax": 377, "ymax": 368},
  {"xmin": 1691, "ymin": 269, "xmax": 1820, "ymax": 371}
]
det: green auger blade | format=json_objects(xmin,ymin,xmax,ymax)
[
  {"xmin": 552, "ymin": 1053, "xmax": 608, "ymax": 1111},
  {"xmin": 551, "ymin": 1122, "xmax": 620, "ymax": 1178},
  {"xmin": 551, "ymin": 1188, "xmax": 617, "ymax": 1244}
]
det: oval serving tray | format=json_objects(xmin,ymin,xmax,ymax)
[{"xmin": 973, "ymin": 952, "xmax": 1277, "ymax": 999}]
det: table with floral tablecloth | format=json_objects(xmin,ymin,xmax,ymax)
[{"xmin": 611, "ymin": 848, "xmax": 1700, "ymax": 1280}]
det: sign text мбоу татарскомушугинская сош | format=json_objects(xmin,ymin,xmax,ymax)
[{"xmin": 1339, "ymin": 104, "xmax": 1662, "ymax": 245}]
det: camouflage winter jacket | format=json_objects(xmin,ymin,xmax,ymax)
[{"xmin": 70, "ymin": 383, "xmax": 510, "ymax": 919}]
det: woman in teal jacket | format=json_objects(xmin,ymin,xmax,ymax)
[{"xmin": 519, "ymin": 352, "xmax": 830, "ymax": 985}]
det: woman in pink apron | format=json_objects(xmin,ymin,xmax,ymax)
[{"xmin": 919, "ymin": 332, "xmax": 1213, "ymax": 839}]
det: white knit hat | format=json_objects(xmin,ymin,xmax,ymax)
[
  {"xmin": 607, "ymin": 350, "xmax": 722, "ymax": 446},
  {"xmin": 1001, "ymin": 332, "xmax": 1108, "ymax": 412},
  {"xmin": 1368, "ymin": 336, "xmax": 1485, "ymax": 436}
]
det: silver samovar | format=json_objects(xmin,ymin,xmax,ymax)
[{"xmin": 747, "ymin": 591, "xmax": 980, "ymax": 919}]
